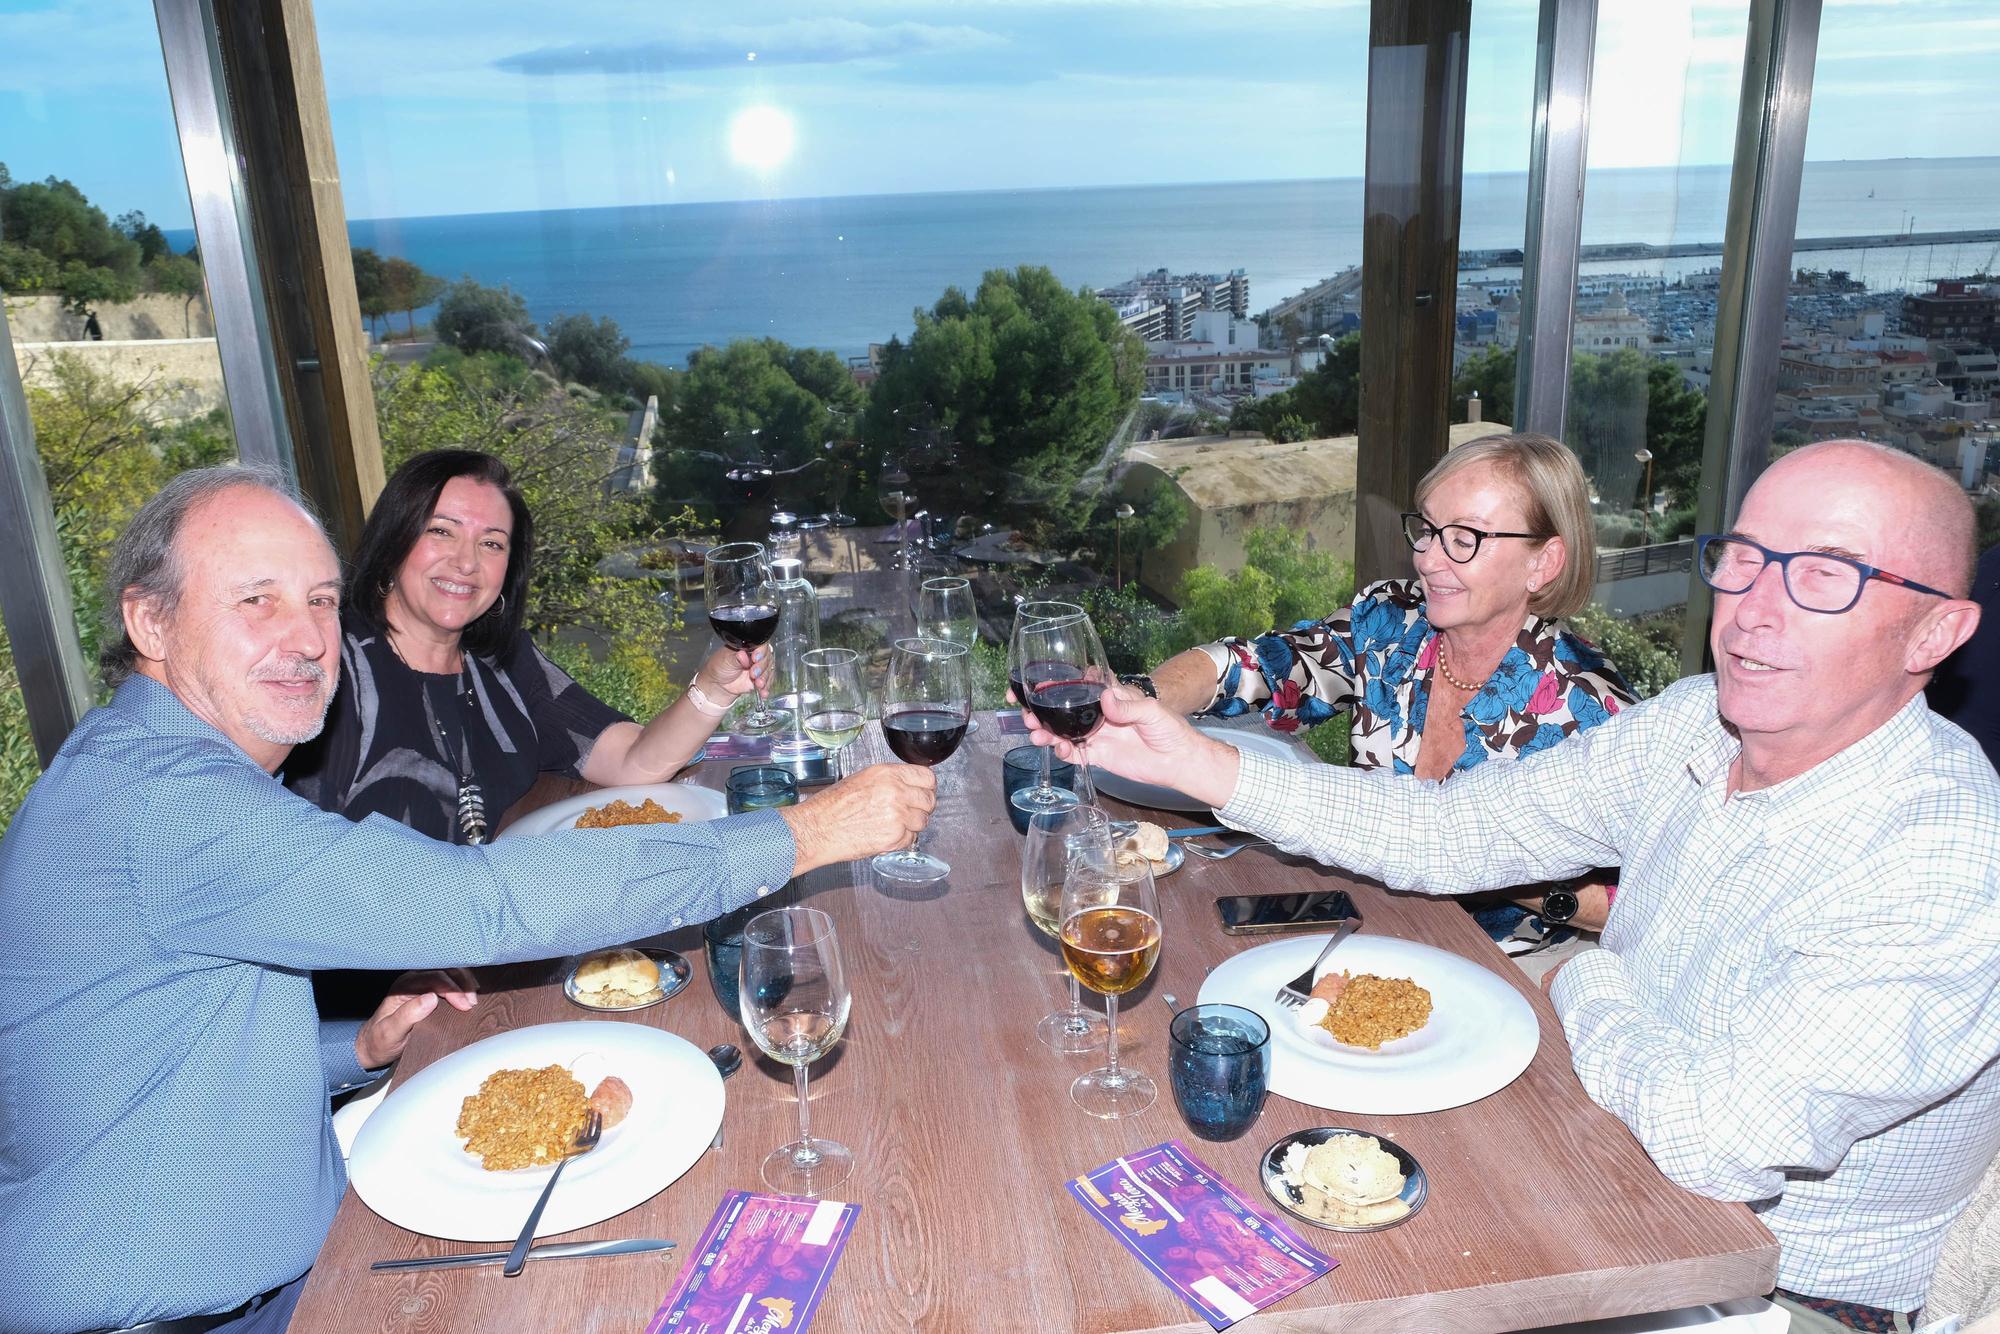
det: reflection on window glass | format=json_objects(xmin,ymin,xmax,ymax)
[
  {"xmin": 1561, "ymin": 1, "xmax": 1745, "ymax": 698},
  {"xmin": 1, "ymin": 5, "xmax": 236, "ymax": 824},
  {"xmin": 318, "ymin": 1, "xmax": 1373, "ymax": 762},
  {"xmin": 1775, "ymin": 0, "xmax": 2000, "ymax": 561}
]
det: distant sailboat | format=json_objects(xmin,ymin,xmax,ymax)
[{"xmin": 1867, "ymin": 188, "xmax": 1876, "ymax": 198}]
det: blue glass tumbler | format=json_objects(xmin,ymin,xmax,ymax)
[
  {"xmin": 1002, "ymin": 745, "xmax": 1076, "ymax": 835},
  {"xmin": 727, "ymin": 765, "xmax": 798, "ymax": 814},
  {"xmin": 1167, "ymin": 1004, "xmax": 1271, "ymax": 1141},
  {"xmin": 704, "ymin": 904, "xmax": 758, "ymax": 1016}
]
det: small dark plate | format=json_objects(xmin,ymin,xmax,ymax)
[
  {"xmin": 562, "ymin": 947, "xmax": 692, "ymax": 1012},
  {"xmin": 1259, "ymin": 1126, "xmax": 1428, "ymax": 1232}
]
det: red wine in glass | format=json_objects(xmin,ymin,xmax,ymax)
[
  {"xmin": 882, "ymin": 709, "xmax": 969, "ymax": 766},
  {"xmin": 1028, "ymin": 679, "xmax": 1106, "ymax": 742},
  {"xmin": 709, "ymin": 602, "xmax": 781, "ymax": 650},
  {"xmin": 1009, "ymin": 659, "xmax": 1078, "ymax": 707}
]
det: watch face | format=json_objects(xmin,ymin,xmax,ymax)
[{"xmin": 1541, "ymin": 888, "xmax": 1580, "ymax": 925}]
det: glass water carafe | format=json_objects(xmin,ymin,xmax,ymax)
[{"xmin": 764, "ymin": 557, "xmax": 825, "ymax": 765}]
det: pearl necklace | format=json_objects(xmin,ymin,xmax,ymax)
[{"xmin": 1435, "ymin": 635, "xmax": 1484, "ymax": 693}]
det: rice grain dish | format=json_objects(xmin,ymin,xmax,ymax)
[
  {"xmin": 456, "ymin": 1065, "xmax": 590, "ymax": 1171},
  {"xmin": 576, "ymin": 798, "xmax": 682, "ymax": 829},
  {"xmin": 1315, "ymin": 972, "xmax": 1433, "ymax": 1050}
]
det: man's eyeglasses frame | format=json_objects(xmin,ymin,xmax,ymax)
[{"xmin": 1694, "ymin": 534, "xmax": 1954, "ymax": 615}]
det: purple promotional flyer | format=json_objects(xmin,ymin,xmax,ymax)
[
  {"xmin": 1067, "ymin": 1141, "xmax": 1335, "ymax": 1330},
  {"xmin": 646, "ymin": 1193, "xmax": 860, "ymax": 1334}
]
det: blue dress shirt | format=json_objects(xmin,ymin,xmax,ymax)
[{"xmin": 0, "ymin": 677, "xmax": 795, "ymax": 1334}]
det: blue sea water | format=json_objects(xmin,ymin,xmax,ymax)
[{"xmin": 187, "ymin": 157, "xmax": 2000, "ymax": 369}]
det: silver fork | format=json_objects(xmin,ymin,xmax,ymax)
[
  {"xmin": 503, "ymin": 1110, "xmax": 602, "ymax": 1277},
  {"xmin": 1181, "ymin": 838, "xmax": 1276, "ymax": 862},
  {"xmin": 1272, "ymin": 918, "xmax": 1363, "ymax": 1009}
]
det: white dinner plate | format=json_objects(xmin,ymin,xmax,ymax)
[
  {"xmin": 1091, "ymin": 722, "xmax": 1315, "ymax": 814},
  {"xmin": 347, "ymin": 1021, "xmax": 723, "ymax": 1241},
  {"xmin": 496, "ymin": 782, "xmax": 729, "ymax": 839},
  {"xmin": 1198, "ymin": 934, "xmax": 1539, "ymax": 1115}
]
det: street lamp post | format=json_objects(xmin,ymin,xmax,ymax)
[
  {"xmin": 1114, "ymin": 502, "xmax": 1136, "ymax": 590},
  {"xmin": 1634, "ymin": 447, "xmax": 1654, "ymax": 544}
]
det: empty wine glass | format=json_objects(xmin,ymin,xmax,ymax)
[
  {"xmin": 1022, "ymin": 804, "xmax": 1114, "ymax": 1053},
  {"xmin": 740, "ymin": 905, "xmax": 853, "ymax": 1194},
  {"xmin": 873, "ymin": 638, "xmax": 971, "ymax": 885},
  {"xmin": 705, "ymin": 543, "xmax": 782, "ymax": 735},
  {"xmin": 1016, "ymin": 609, "xmax": 1112, "ymax": 806},
  {"xmin": 1061, "ymin": 836, "xmax": 1161, "ymax": 1119},
  {"xmin": 1008, "ymin": 601, "xmax": 1085, "ymax": 814},
  {"xmin": 915, "ymin": 575, "xmax": 980, "ymax": 735},
  {"xmin": 802, "ymin": 647, "xmax": 866, "ymax": 778}
]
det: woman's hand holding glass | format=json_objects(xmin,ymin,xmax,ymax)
[{"xmin": 740, "ymin": 905, "xmax": 853, "ymax": 1195}]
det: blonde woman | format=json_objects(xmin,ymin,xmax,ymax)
[{"xmin": 1143, "ymin": 432, "xmax": 1635, "ymax": 938}]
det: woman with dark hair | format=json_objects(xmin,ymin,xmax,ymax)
[{"xmin": 285, "ymin": 448, "xmax": 763, "ymax": 844}]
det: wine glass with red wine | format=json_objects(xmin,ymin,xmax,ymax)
[
  {"xmin": 704, "ymin": 542, "xmax": 782, "ymax": 734},
  {"xmin": 1008, "ymin": 601, "xmax": 1085, "ymax": 814},
  {"xmin": 1016, "ymin": 611, "xmax": 1112, "ymax": 805},
  {"xmin": 872, "ymin": 637, "xmax": 971, "ymax": 885}
]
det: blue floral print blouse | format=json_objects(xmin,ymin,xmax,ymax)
[{"xmin": 1193, "ymin": 579, "xmax": 1636, "ymax": 777}]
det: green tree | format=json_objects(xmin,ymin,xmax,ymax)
[
  {"xmin": 115, "ymin": 210, "xmax": 170, "ymax": 266},
  {"xmin": 861, "ymin": 265, "xmax": 1145, "ymax": 541},
  {"xmin": 1568, "ymin": 348, "xmax": 1706, "ymax": 512},
  {"xmin": 656, "ymin": 337, "xmax": 864, "ymax": 517},
  {"xmin": 0, "ymin": 175, "xmax": 141, "ymax": 309},
  {"xmin": 146, "ymin": 253, "xmax": 204, "ymax": 336},
  {"xmin": 381, "ymin": 256, "xmax": 445, "ymax": 336},
  {"xmin": 350, "ymin": 247, "xmax": 391, "ymax": 338},
  {"xmin": 434, "ymin": 278, "xmax": 536, "ymax": 357},
  {"xmin": 1450, "ymin": 344, "xmax": 1517, "ymax": 426},
  {"xmin": 1078, "ymin": 477, "xmax": 1187, "ymax": 585},
  {"xmin": 0, "ymin": 241, "xmax": 57, "ymax": 292},
  {"xmin": 1229, "ymin": 334, "xmax": 1361, "ymax": 440},
  {"xmin": 546, "ymin": 312, "xmax": 632, "ymax": 391}
]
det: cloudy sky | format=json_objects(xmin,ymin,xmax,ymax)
[{"xmin": 0, "ymin": 0, "xmax": 1993, "ymax": 228}]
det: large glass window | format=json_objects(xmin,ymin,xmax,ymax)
[
  {"xmin": 316, "ymin": 1, "xmax": 1375, "ymax": 762},
  {"xmin": 1, "ymin": 3, "xmax": 238, "ymax": 823},
  {"xmin": 1764, "ymin": 2, "xmax": 2000, "ymax": 555}
]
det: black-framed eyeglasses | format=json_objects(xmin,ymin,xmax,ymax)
[
  {"xmin": 1400, "ymin": 512, "xmax": 1551, "ymax": 565},
  {"xmin": 1695, "ymin": 534, "xmax": 1954, "ymax": 615}
]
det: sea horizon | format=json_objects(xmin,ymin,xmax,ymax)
[{"xmin": 163, "ymin": 155, "xmax": 2000, "ymax": 369}]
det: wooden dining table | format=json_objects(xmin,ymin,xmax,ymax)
[{"xmin": 288, "ymin": 713, "xmax": 1776, "ymax": 1334}]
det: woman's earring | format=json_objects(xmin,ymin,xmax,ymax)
[
  {"xmin": 495, "ymin": 592, "xmax": 506, "ymax": 615},
  {"xmin": 378, "ymin": 579, "xmax": 392, "ymax": 597}
]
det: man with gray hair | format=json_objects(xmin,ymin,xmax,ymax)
[
  {"xmin": 1033, "ymin": 440, "xmax": 1998, "ymax": 1331},
  {"xmin": 0, "ymin": 466, "xmax": 935, "ymax": 1334}
]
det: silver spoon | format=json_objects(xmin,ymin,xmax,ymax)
[{"xmin": 708, "ymin": 1043, "xmax": 742, "ymax": 1150}]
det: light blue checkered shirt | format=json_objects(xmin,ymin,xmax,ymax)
[
  {"xmin": 0, "ymin": 677, "xmax": 795, "ymax": 1334},
  {"xmin": 1220, "ymin": 676, "xmax": 2000, "ymax": 1309}
]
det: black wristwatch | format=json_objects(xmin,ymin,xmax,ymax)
[
  {"xmin": 1539, "ymin": 883, "xmax": 1581, "ymax": 926},
  {"xmin": 1120, "ymin": 673, "xmax": 1159, "ymax": 700}
]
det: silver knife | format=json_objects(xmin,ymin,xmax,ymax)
[
  {"xmin": 371, "ymin": 1238, "xmax": 676, "ymax": 1272},
  {"xmin": 1164, "ymin": 825, "xmax": 1229, "ymax": 839}
]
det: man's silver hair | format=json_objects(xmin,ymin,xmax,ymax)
[{"xmin": 100, "ymin": 464, "xmax": 324, "ymax": 685}]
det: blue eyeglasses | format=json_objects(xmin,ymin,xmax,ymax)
[{"xmin": 1695, "ymin": 534, "xmax": 1953, "ymax": 615}]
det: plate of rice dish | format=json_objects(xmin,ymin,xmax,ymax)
[
  {"xmin": 496, "ymin": 782, "xmax": 728, "ymax": 839},
  {"xmin": 347, "ymin": 1021, "xmax": 723, "ymax": 1241},
  {"xmin": 1198, "ymin": 933, "xmax": 1538, "ymax": 1115}
]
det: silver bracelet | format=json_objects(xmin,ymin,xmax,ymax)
[{"xmin": 686, "ymin": 678, "xmax": 729, "ymax": 718}]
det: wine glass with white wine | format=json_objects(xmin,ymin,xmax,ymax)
[
  {"xmin": 740, "ymin": 905, "xmax": 853, "ymax": 1194},
  {"xmin": 801, "ymin": 647, "xmax": 867, "ymax": 778},
  {"xmin": 1021, "ymin": 803, "xmax": 1114, "ymax": 1053}
]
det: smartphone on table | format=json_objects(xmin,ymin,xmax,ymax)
[{"xmin": 1214, "ymin": 889, "xmax": 1360, "ymax": 935}]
